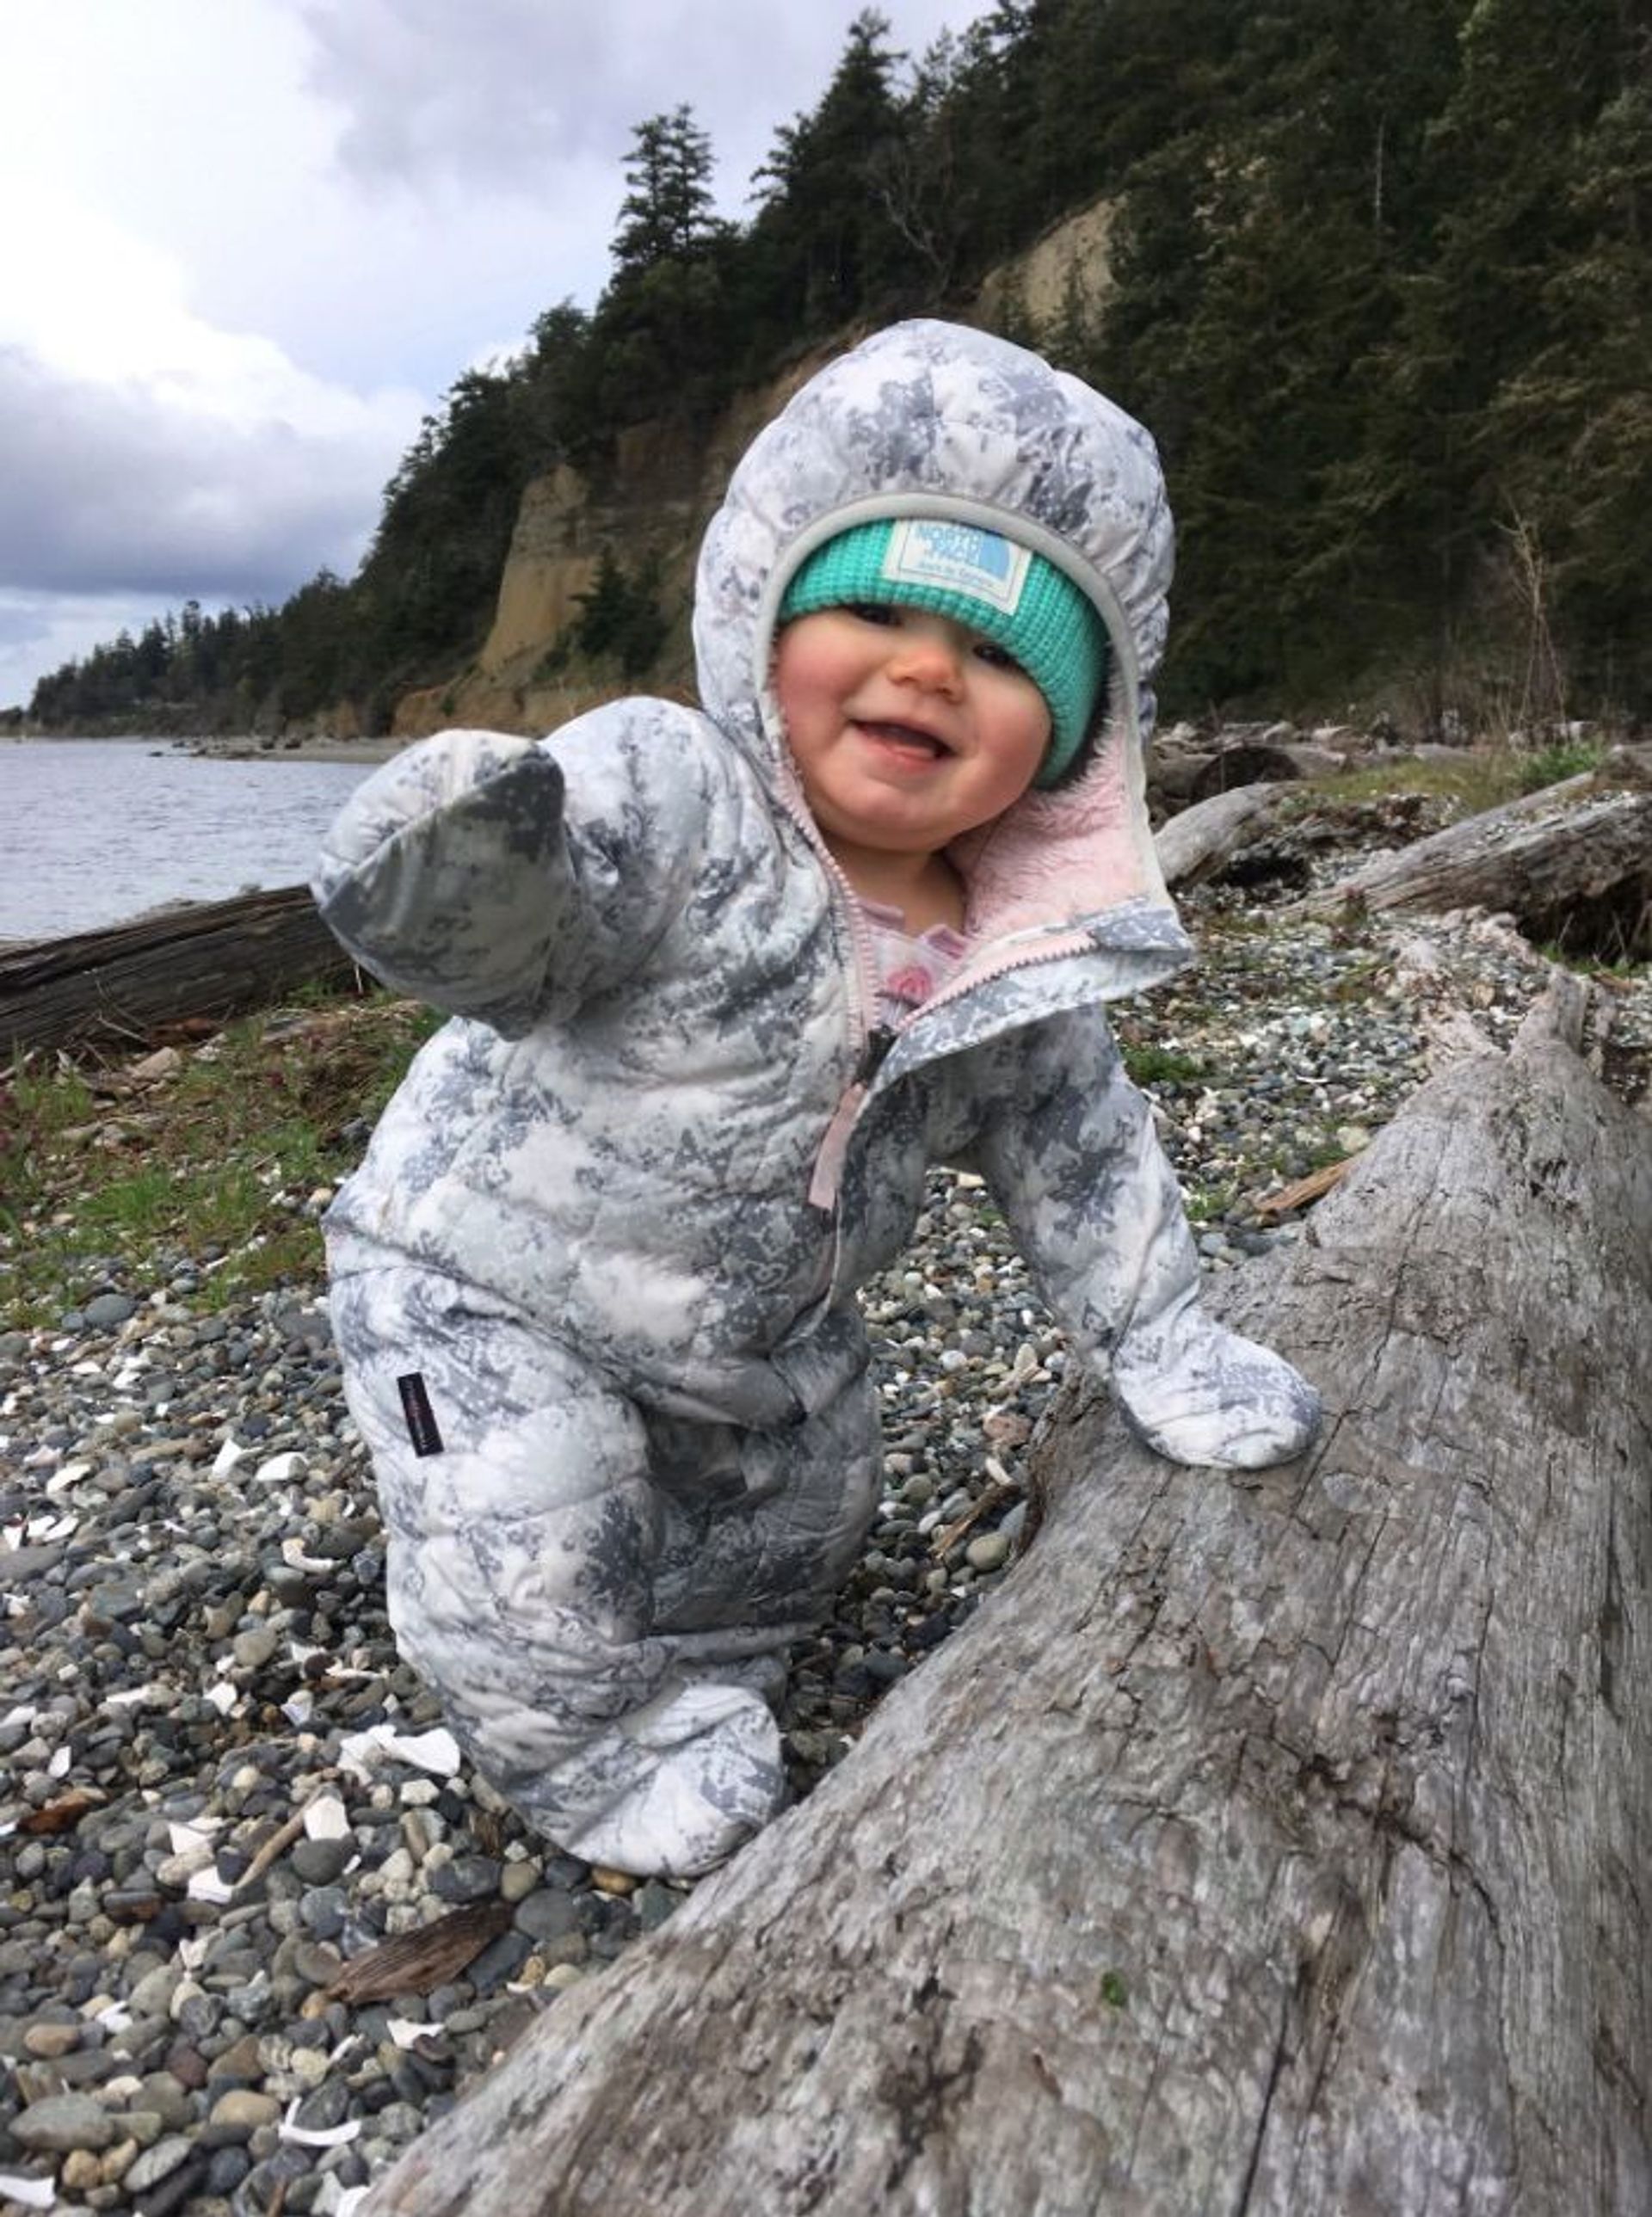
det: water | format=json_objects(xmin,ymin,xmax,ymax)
[{"xmin": 1, "ymin": 738, "xmax": 375, "ymax": 942}]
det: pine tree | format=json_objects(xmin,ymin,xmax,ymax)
[
  {"xmin": 612, "ymin": 107, "xmax": 724, "ymax": 275},
  {"xmin": 749, "ymin": 10, "xmax": 910, "ymax": 332},
  {"xmin": 1419, "ymin": 0, "xmax": 1652, "ymax": 709},
  {"xmin": 1098, "ymin": 0, "xmax": 1466, "ymax": 707},
  {"xmin": 585, "ymin": 108, "xmax": 737, "ymax": 438}
]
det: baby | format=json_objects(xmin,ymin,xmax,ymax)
[{"xmin": 311, "ymin": 319, "xmax": 1320, "ymax": 1880}]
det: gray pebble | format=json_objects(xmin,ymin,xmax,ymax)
[
  {"xmin": 11, "ymin": 2091, "xmax": 120, "ymax": 2153},
  {"xmin": 515, "ymin": 1888, "xmax": 582, "ymax": 1943}
]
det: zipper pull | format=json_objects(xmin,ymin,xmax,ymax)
[
  {"xmin": 810, "ymin": 1032, "xmax": 897, "ymax": 1213},
  {"xmin": 857, "ymin": 1026, "xmax": 896, "ymax": 1084}
]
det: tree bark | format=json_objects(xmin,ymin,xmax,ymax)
[
  {"xmin": 0, "ymin": 887, "xmax": 357, "ymax": 1056},
  {"xmin": 1293, "ymin": 775, "xmax": 1652, "ymax": 962},
  {"xmin": 361, "ymin": 982, "xmax": 1651, "ymax": 2216}
]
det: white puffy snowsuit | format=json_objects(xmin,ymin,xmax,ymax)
[{"xmin": 312, "ymin": 320, "xmax": 1320, "ymax": 1878}]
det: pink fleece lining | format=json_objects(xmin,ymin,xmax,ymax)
[{"xmin": 948, "ymin": 722, "xmax": 1154, "ymax": 943}]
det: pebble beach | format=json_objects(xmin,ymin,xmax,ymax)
[{"xmin": 3, "ymin": 842, "xmax": 1649, "ymax": 2215}]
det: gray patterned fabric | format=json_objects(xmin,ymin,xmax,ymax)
[{"xmin": 311, "ymin": 320, "xmax": 1320, "ymax": 1878}]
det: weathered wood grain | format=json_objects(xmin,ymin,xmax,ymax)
[
  {"xmin": 363, "ymin": 985, "xmax": 1650, "ymax": 2217},
  {"xmin": 0, "ymin": 886, "xmax": 357, "ymax": 1056}
]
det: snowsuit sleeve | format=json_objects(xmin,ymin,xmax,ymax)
[
  {"xmin": 310, "ymin": 706, "xmax": 707, "ymax": 1036},
  {"xmin": 967, "ymin": 1007, "xmax": 1199, "ymax": 1364}
]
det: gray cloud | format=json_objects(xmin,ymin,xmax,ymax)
[
  {"xmin": 3, "ymin": 0, "xmax": 969, "ymax": 707},
  {"xmin": 299, "ymin": 0, "xmax": 959, "ymax": 205},
  {"xmin": 0, "ymin": 348, "xmax": 393, "ymax": 605}
]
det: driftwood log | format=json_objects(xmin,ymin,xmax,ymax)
[
  {"xmin": 0, "ymin": 886, "xmax": 357, "ymax": 1057},
  {"xmin": 1295, "ymin": 771, "xmax": 1652, "ymax": 962},
  {"xmin": 361, "ymin": 979, "xmax": 1650, "ymax": 2215},
  {"xmin": 1156, "ymin": 784, "xmax": 1298, "ymax": 887}
]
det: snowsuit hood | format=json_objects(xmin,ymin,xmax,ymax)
[{"xmin": 694, "ymin": 319, "xmax": 1180, "ymax": 960}]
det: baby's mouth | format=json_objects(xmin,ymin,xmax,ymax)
[{"xmin": 855, "ymin": 719, "xmax": 952, "ymax": 761}]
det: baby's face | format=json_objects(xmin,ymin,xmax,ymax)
[{"xmin": 774, "ymin": 603, "xmax": 1051, "ymax": 866}]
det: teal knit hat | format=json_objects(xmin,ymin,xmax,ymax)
[{"xmin": 778, "ymin": 517, "xmax": 1109, "ymax": 787}]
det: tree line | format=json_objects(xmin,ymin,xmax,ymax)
[{"xmin": 28, "ymin": 0, "xmax": 1650, "ymax": 736}]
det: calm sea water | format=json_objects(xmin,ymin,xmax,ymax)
[{"xmin": 1, "ymin": 739, "xmax": 374, "ymax": 943}]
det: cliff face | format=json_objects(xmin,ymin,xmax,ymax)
[{"xmin": 395, "ymin": 203, "xmax": 1114, "ymax": 742}]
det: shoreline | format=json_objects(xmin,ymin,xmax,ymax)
[{"xmin": 0, "ymin": 731, "xmax": 401, "ymax": 766}]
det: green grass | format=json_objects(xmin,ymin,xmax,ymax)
[
  {"xmin": 1, "ymin": 990, "xmax": 441, "ymax": 1328},
  {"xmin": 1515, "ymin": 738, "xmax": 1603, "ymax": 791},
  {"xmin": 1299, "ymin": 754, "xmax": 1522, "ymax": 816},
  {"xmin": 1122, "ymin": 1044, "xmax": 1205, "ymax": 1089},
  {"xmin": 1302, "ymin": 737, "xmax": 1606, "ymax": 819},
  {"xmin": 1185, "ymin": 1180, "xmax": 1236, "ymax": 1224}
]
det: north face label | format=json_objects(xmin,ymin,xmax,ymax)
[{"xmin": 881, "ymin": 519, "xmax": 1031, "ymax": 614}]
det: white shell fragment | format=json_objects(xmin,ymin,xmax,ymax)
[
  {"xmin": 338, "ymin": 1724, "xmax": 463, "ymax": 1780},
  {"xmin": 254, "ymin": 1450, "xmax": 308, "ymax": 1485},
  {"xmin": 0, "ymin": 2174, "xmax": 57, "ymax": 2208},
  {"xmin": 280, "ymin": 2097, "xmax": 361, "ymax": 2148},
  {"xmin": 304, "ymin": 1793, "xmax": 352, "ymax": 1841}
]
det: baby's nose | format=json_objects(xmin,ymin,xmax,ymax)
[{"xmin": 891, "ymin": 630, "xmax": 965, "ymax": 692}]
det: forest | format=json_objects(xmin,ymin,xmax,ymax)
[{"xmin": 24, "ymin": 0, "xmax": 1651, "ymax": 737}]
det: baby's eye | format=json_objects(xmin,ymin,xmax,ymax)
[
  {"xmin": 844, "ymin": 601, "xmax": 901, "ymax": 628},
  {"xmin": 972, "ymin": 637, "xmax": 1025, "ymax": 674}
]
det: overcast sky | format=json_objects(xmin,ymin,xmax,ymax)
[{"xmin": 0, "ymin": 0, "xmax": 977, "ymax": 715}]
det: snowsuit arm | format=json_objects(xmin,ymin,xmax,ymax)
[
  {"xmin": 968, "ymin": 1009, "xmax": 1199, "ymax": 1364},
  {"xmin": 968, "ymin": 1009, "xmax": 1321, "ymax": 1469},
  {"xmin": 310, "ymin": 708, "xmax": 706, "ymax": 1034}
]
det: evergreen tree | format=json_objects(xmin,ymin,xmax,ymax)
[
  {"xmin": 1415, "ymin": 0, "xmax": 1652, "ymax": 709},
  {"xmin": 570, "ymin": 549, "xmax": 668, "ymax": 678},
  {"xmin": 1098, "ymin": 0, "xmax": 1466, "ymax": 707},
  {"xmin": 612, "ymin": 106, "xmax": 724, "ymax": 274},
  {"xmin": 748, "ymin": 10, "xmax": 911, "ymax": 335},
  {"xmin": 357, "ymin": 366, "xmax": 530, "ymax": 679},
  {"xmin": 580, "ymin": 108, "xmax": 737, "ymax": 441}
]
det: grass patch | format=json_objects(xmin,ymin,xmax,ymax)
[
  {"xmin": 0, "ymin": 989, "xmax": 441, "ymax": 1328},
  {"xmin": 1515, "ymin": 738, "xmax": 1603, "ymax": 792},
  {"xmin": 1123, "ymin": 1044, "xmax": 1205, "ymax": 1089},
  {"xmin": 1307, "ymin": 737, "xmax": 1606, "ymax": 819},
  {"xmin": 1185, "ymin": 1181, "xmax": 1236, "ymax": 1224},
  {"xmin": 1304, "ymin": 754, "xmax": 1525, "ymax": 816}
]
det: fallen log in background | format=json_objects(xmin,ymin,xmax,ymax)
[
  {"xmin": 0, "ymin": 886, "xmax": 358, "ymax": 1057},
  {"xmin": 1294, "ymin": 770, "xmax": 1652, "ymax": 962},
  {"xmin": 1155, "ymin": 783, "xmax": 1298, "ymax": 887},
  {"xmin": 364, "ymin": 978, "xmax": 1650, "ymax": 2216}
]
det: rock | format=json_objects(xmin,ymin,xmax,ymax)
[{"xmin": 11, "ymin": 2091, "xmax": 121, "ymax": 2153}]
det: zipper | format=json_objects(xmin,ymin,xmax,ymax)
[
  {"xmin": 806, "ymin": 1023, "xmax": 896, "ymax": 1210},
  {"xmin": 775, "ymin": 768, "xmax": 880, "ymax": 1103},
  {"xmin": 909, "ymin": 927, "xmax": 1092, "ymax": 1025},
  {"xmin": 780, "ymin": 759, "xmax": 1094, "ymax": 1214},
  {"xmin": 804, "ymin": 931, "xmax": 1094, "ymax": 1219},
  {"xmin": 857, "ymin": 1025, "xmax": 897, "ymax": 1083}
]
